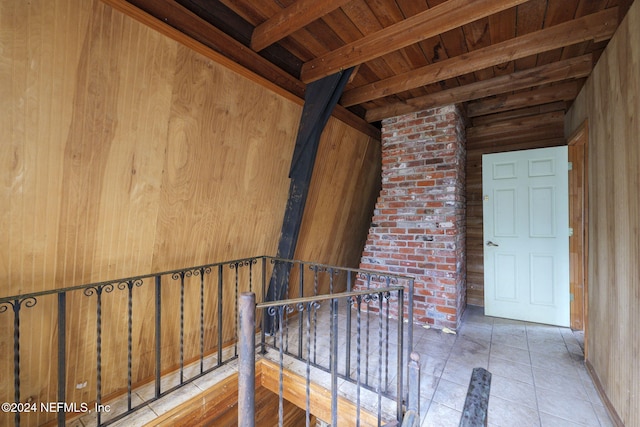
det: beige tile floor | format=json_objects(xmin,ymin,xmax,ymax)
[
  {"xmin": 76, "ymin": 304, "xmax": 614, "ymax": 427},
  {"xmin": 415, "ymin": 305, "xmax": 613, "ymax": 427}
]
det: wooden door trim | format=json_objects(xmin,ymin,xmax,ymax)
[{"xmin": 567, "ymin": 120, "xmax": 589, "ymax": 352}]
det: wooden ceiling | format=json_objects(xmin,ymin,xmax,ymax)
[{"xmin": 118, "ymin": 0, "xmax": 633, "ymax": 125}]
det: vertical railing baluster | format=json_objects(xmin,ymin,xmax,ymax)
[
  {"xmin": 328, "ymin": 269, "xmax": 333, "ymax": 373},
  {"xmin": 126, "ymin": 281, "xmax": 135, "ymax": 410},
  {"xmin": 199, "ymin": 268, "xmax": 205, "ymax": 373},
  {"xmin": 272, "ymin": 262, "xmax": 278, "ymax": 347},
  {"xmin": 278, "ymin": 306, "xmax": 285, "ymax": 426},
  {"xmin": 377, "ymin": 292, "xmax": 383, "ymax": 427},
  {"xmin": 312, "ymin": 266, "xmax": 319, "ymax": 364},
  {"xmin": 127, "ymin": 282, "xmax": 133, "ymax": 410},
  {"xmin": 328, "ymin": 268, "xmax": 336, "ymax": 374},
  {"xmin": 1, "ymin": 297, "xmax": 36, "ymax": 427},
  {"xmin": 298, "ymin": 263, "xmax": 304, "ymax": 358},
  {"xmin": 331, "ymin": 297, "xmax": 339, "ymax": 427},
  {"xmin": 408, "ymin": 278, "xmax": 415, "ymax": 354},
  {"xmin": 178, "ymin": 272, "xmax": 186, "ymax": 384},
  {"xmin": 396, "ymin": 289, "xmax": 405, "ymax": 423},
  {"xmin": 283, "ymin": 265, "xmax": 291, "ymax": 354},
  {"xmin": 218, "ymin": 265, "xmax": 223, "ymax": 366},
  {"xmin": 345, "ymin": 271, "xmax": 352, "ymax": 377},
  {"xmin": 57, "ymin": 293, "xmax": 66, "ymax": 427},
  {"xmin": 97, "ymin": 289, "xmax": 102, "ymax": 426},
  {"xmin": 234, "ymin": 263, "xmax": 239, "ymax": 358},
  {"xmin": 155, "ymin": 275, "xmax": 162, "ymax": 398},
  {"xmin": 385, "ymin": 279, "xmax": 391, "ymax": 392},
  {"xmin": 356, "ymin": 296, "xmax": 362, "ymax": 427},
  {"xmin": 329, "ymin": 267, "xmax": 334, "ymax": 294},
  {"xmin": 13, "ymin": 301, "xmax": 20, "ymax": 427},
  {"xmin": 261, "ymin": 257, "xmax": 267, "ymax": 355},
  {"xmin": 13, "ymin": 301, "xmax": 21, "ymax": 427},
  {"xmin": 365, "ymin": 274, "xmax": 371, "ymax": 386},
  {"xmin": 117, "ymin": 279, "xmax": 143, "ymax": 410},
  {"xmin": 84, "ymin": 284, "xmax": 113, "ymax": 426},
  {"xmin": 305, "ymin": 302, "xmax": 312, "ymax": 427}
]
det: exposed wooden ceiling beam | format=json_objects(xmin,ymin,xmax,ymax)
[
  {"xmin": 251, "ymin": 0, "xmax": 352, "ymax": 52},
  {"xmin": 466, "ymin": 81, "xmax": 582, "ymax": 118},
  {"xmin": 341, "ymin": 8, "xmax": 617, "ymax": 107},
  {"xmin": 300, "ymin": 0, "xmax": 531, "ymax": 84},
  {"xmin": 470, "ymin": 101, "xmax": 568, "ymax": 126},
  {"xmin": 467, "ymin": 110, "xmax": 565, "ymax": 140},
  {"xmin": 177, "ymin": 0, "xmax": 302, "ymax": 77},
  {"xmin": 365, "ymin": 55, "xmax": 593, "ymax": 122}
]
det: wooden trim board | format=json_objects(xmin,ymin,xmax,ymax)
[
  {"xmin": 145, "ymin": 358, "xmax": 386, "ymax": 426},
  {"xmin": 585, "ymin": 360, "xmax": 624, "ymax": 427}
]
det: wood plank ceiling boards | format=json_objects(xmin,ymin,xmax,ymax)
[{"xmin": 111, "ymin": 0, "xmax": 629, "ymax": 124}]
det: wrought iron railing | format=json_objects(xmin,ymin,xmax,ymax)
[
  {"xmin": 239, "ymin": 262, "xmax": 418, "ymax": 426},
  {"xmin": 0, "ymin": 256, "xmax": 416, "ymax": 427}
]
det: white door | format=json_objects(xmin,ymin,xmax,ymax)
[{"xmin": 482, "ymin": 146, "xmax": 570, "ymax": 326}]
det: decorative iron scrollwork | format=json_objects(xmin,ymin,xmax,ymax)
[
  {"xmin": 266, "ymin": 301, "xmax": 321, "ymax": 318},
  {"xmin": 230, "ymin": 259, "xmax": 258, "ymax": 270},
  {"xmin": 117, "ymin": 279, "xmax": 144, "ymax": 291},
  {"xmin": 83, "ymin": 283, "xmax": 115, "ymax": 297},
  {"xmin": 171, "ymin": 270, "xmax": 193, "ymax": 281},
  {"xmin": 193, "ymin": 266, "xmax": 213, "ymax": 276},
  {"xmin": 0, "ymin": 296, "xmax": 37, "ymax": 314}
]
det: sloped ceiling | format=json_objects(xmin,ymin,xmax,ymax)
[{"xmin": 115, "ymin": 0, "xmax": 633, "ymax": 125}]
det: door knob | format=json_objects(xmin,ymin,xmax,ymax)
[{"xmin": 486, "ymin": 241, "xmax": 499, "ymax": 247}]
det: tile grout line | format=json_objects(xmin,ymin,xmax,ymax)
[
  {"xmin": 560, "ymin": 327, "xmax": 606, "ymax": 427},
  {"xmin": 525, "ymin": 322, "xmax": 544, "ymax": 427}
]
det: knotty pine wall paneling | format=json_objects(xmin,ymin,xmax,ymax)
[
  {"xmin": 0, "ymin": 1, "xmax": 381, "ymax": 425},
  {"xmin": 565, "ymin": 1, "xmax": 640, "ymax": 424}
]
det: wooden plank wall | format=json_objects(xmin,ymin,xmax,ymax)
[
  {"xmin": 565, "ymin": 1, "xmax": 640, "ymax": 425},
  {"xmin": 465, "ymin": 104, "xmax": 567, "ymax": 306},
  {"xmin": 0, "ymin": 1, "xmax": 381, "ymax": 425}
]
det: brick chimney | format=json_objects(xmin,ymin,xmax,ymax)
[{"xmin": 359, "ymin": 105, "xmax": 466, "ymax": 330}]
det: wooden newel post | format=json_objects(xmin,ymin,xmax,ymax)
[{"xmin": 238, "ymin": 292, "xmax": 256, "ymax": 427}]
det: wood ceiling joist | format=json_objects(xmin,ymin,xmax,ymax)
[
  {"xmin": 177, "ymin": 0, "xmax": 302, "ymax": 77},
  {"xmin": 251, "ymin": 0, "xmax": 352, "ymax": 51},
  {"xmin": 467, "ymin": 110, "xmax": 564, "ymax": 140},
  {"xmin": 365, "ymin": 54, "xmax": 593, "ymax": 122},
  {"xmin": 468, "ymin": 136, "xmax": 567, "ymax": 153},
  {"xmin": 466, "ymin": 81, "xmax": 582, "ymax": 117},
  {"xmin": 300, "ymin": 0, "xmax": 531, "ymax": 83},
  {"xmin": 470, "ymin": 101, "xmax": 568, "ymax": 126},
  {"xmin": 340, "ymin": 8, "xmax": 617, "ymax": 107},
  {"xmin": 251, "ymin": 0, "xmax": 349, "ymax": 52}
]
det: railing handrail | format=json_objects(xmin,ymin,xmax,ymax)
[
  {"xmin": 0, "ymin": 255, "xmax": 266, "ymax": 303},
  {"xmin": 0, "ymin": 255, "xmax": 414, "ymax": 303},
  {"xmin": 256, "ymin": 286, "xmax": 404, "ymax": 309},
  {"xmin": 265, "ymin": 255, "xmax": 417, "ymax": 280}
]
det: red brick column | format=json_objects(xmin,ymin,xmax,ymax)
[{"xmin": 359, "ymin": 105, "xmax": 466, "ymax": 330}]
